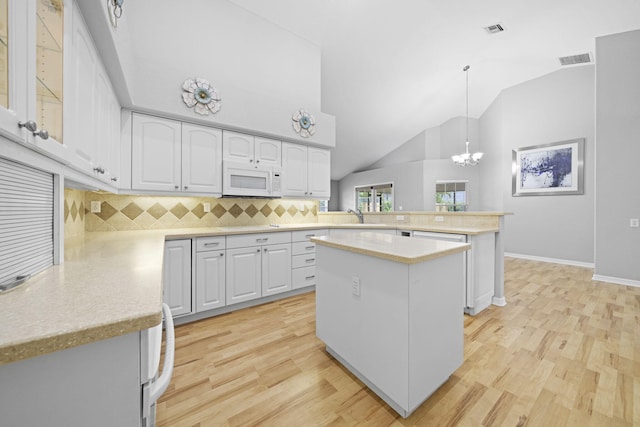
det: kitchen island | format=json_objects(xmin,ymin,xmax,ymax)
[{"xmin": 311, "ymin": 232, "xmax": 470, "ymax": 418}]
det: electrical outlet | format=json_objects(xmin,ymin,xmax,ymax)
[
  {"xmin": 90, "ymin": 201, "xmax": 101, "ymax": 213},
  {"xmin": 351, "ymin": 276, "xmax": 361, "ymax": 297},
  {"xmin": 631, "ymin": 218, "xmax": 639, "ymax": 228},
  {"xmin": 435, "ymin": 216, "xmax": 444, "ymax": 222},
  {"xmin": 396, "ymin": 215, "xmax": 405, "ymax": 221},
  {"xmin": 204, "ymin": 202, "xmax": 211, "ymax": 212}
]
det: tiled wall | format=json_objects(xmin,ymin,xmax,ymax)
[
  {"xmin": 64, "ymin": 189, "xmax": 85, "ymax": 238},
  {"xmin": 81, "ymin": 193, "xmax": 319, "ymax": 232}
]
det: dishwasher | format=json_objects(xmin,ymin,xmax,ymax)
[{"xmin": 412, "ymin": 231, "xmax": 468, "ymax": 311}]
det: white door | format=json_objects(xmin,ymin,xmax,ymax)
[
  {"xmin": 131, "ymin": 113, "xmax": 181, "ymax": 191},
  {"xmin": 222, "ymin": 131, "xmax": 254, "ymax": 163},
  {"xmin": 254, "ymin": 137, "xmax": 281, "ymax": 167},
  {"xmin": 226, "ymin": 246, "xmax": 261, "ymax": 305},
  {"xmin": 261, "ymin": 243, "xmax": 292, "ymax": 296},
  {"xmin": 282, "ymin": 142, "xmax": 308, "ymax": 197},
  {"xmin": 163, "ymin": 240, "xmax": 192, "ymax": 317},
  {"xmin": 195, "ymin": 250, "xmax": 226, "ymax": 312},
  {"xmin": 182, "ymin": 123, "xmax": 222, "ymax": 194},
  {"xmin": 307, "ymin": 147, "xmax": 331, "ymax": 198}
]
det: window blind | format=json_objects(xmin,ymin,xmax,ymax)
[{"xmin": 0, "ymin": 157, "xmax": 54, "ymax": 287}]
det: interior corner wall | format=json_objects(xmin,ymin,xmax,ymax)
[
  {"xmin": 328, "ymin": 181, "xmax": 340, "ymax": 211},
  {"xmin": 595, "ymin": 29, "xmax": 640, "ymax": 281},
  {"xmin": 479, "ymin": 66, "xmax": 595, "ymax": 264},
  {"xmin": 337, "ymin": 161, "xmax": 424, "ymax": 211},
  {"xmin": 367, "ymin": 131, "xmax": 426, "ymax": 169}
]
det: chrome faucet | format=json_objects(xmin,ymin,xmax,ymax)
[{"xmin": 347, "ymin": 208, "xmax": 364, "ymax": 224}]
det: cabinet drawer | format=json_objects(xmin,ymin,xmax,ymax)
[
  {"xmin": 292, "ymin": 266, "xmax": 316, "ymax": 289},
  {"xmin": 226, "ymin": 232, "xmax": 291, "ymax": 249},
  {"xmin": 292, "ymin": 241, "xmax": 316, "ymax": 255},
  {"xmin": 195, "ymin": 236, "xmax": 226, "ymax": 252},
  {"xmin": 292, "ymin": 253, "xmax": 316, "ymax": 269},
  {"xmin": 292, "ymin": 229, "xmax": 329, "ymax": 242}
]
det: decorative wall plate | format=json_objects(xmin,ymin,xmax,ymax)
[
  {"xmin": 292, "ymin": 109, "xmax": 315, "ymax": 137},
  {"xmin": 182, "ymin": 78, "xmax": 221, "ymax": 115}
]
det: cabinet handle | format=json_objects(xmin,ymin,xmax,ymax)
[
  {"xmin": 0, "ymin": 274, "xmax": 31, "ymax": 292},
  {"xmin": 174, "ymin": 185, "xmax": 179, "ymax": 189},
  {"xmin": 18, "ymin": 120, "xmax": 37, "ymax": 132},
  {"xmin": 264, "ymin": 248, "xmax": 268, "ymax": 252},
  {"xmin": 93, "ymin": 166, "xmax": 105, "ymax": 174},
  {"xmin": 204, "ymin": 242, "xmax": 219, "ymax": 247},
  {"xmin": 309, "ymin": 192, "xmax": 313, "ymax": 195},
  {"xmin": 249, "ymin": 159, "xmax": 254, "ymax": 163},
  {"xmin": 111, "ymin": 177, "xmax": 118, "ymax": 182},
  {"xmin": 305, "ymin": 246, "xmax": 315, "ymax": 250},
  {"xmin": 184, "ymin": 185, "xmax": 188, "ymax": 190},
  {"xmin": 305, "ymin": 258, "xmax": 315, "ymax": 263},
  {"xmin": 256, "ymin": 249, "xmax": 260, "ymax": 252},
  {"xmin": 305, "ymin": 234, "xmax": 315, "ymax": 238},
  {"xmin": 219, "ymin": 253, "xmax": 224, "ymax": 257},
  {"xmin": 305, "ymin": 275, "xmax": 315, "ymax": 280},
  {"xmin": 256, "ymin": 238, "xmax": 268, "ymax": 243},
  {"xmin": 256, "ymin": 160, "xmax": 260, "ymax": 163},
  {"xmin": 33, "ymin": 128, "xmax": 49, "ymax": 140}
]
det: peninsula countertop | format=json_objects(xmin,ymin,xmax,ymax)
[{"xmin": 311, "ymin": 232, "xmax": 471, "ymax": 264}]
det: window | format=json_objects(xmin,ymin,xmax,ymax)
[
  {"xmin": 435, "ymin": 181, "xmax": 468, "ymax": 212},
  {"xmin": 355, "ymin": 183, "xmax": 393, "ymax": 212}
]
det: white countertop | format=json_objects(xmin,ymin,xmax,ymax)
[{"xmin": 311, "ymin": 232, "xmax": 471, "ymax": 264}]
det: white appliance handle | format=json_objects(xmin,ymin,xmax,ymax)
[{"xmin": 149, "ymin": 303, "xmax": 175, "ymax": 404}]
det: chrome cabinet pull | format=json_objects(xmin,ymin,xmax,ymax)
[
  {"xmin": 0, "ymin": 274, "xmax": 31, "ymax": 292},
  {"xmin": 305, "ymin": 246, "xmax": 315, "ymax": 250},
  {"xmin": 256, "ymin": 238, "xmax": 268, "ymax": 243},
  {"xmin": 18, "ymin": 120, "xmax": 37, "ymax": 132},
  {"xmin": 305, "ymin": 275, "xmax": 315, "ymax": 280},
  {"xmin": 204, "ymin": 242, "xmax": 219, "ymax": 247},
  {"xmin": 33, "ymin": 128, "xmax": 49, "ymax": 140},
  {"xmin": 305, "ymin": 258, "xmax": 315, "ymax": 263}
]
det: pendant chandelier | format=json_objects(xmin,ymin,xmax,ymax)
[{"xmin": 452, "ymin": 65, "xmax": 483, "ymax": 166}]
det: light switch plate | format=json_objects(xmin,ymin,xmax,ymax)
[
  {"xmin": 351, "ymin": 276, "xmax": 361, "ymax": 297},
  {"xmin": 90, "ymin": 201, "xmax": 101, "ymax": 213},
  {"xmin": 435, "ymin": 216, "xmax": 444, "ymax": 222},
  {"xmin": 204, "ymin": 202, "xmax": 211, "ymax": 212},
  {"xmin": 396, "ymin": 215, "xmax": 405, "ymax": 221}
]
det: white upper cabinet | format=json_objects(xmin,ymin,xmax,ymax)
[
  {"xmin": 67, "ymin": 4, "xmax": 120, "ymax": 183},
  {"xmin": 282, "ymin": 142, "xmax": 331, "ymax": 199},
  {"xmin": 182, "ymin": 123, "xmax": 222, "ymax": 194},
  {"xmin": 131, "ymin": 113, "xmax": 223, "ymax": 194},
  {"xmin": 0, "ymin": 0, "xmax": 68, "ymax": 163},
  {"xmin": 131, "ymin": 113, "xmax": 182, "ymax": 192},
  {"xmin": 223, "ymin": 130, "xmax": 281, "ymax": 167}
]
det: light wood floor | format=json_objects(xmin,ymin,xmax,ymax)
[{"xmin": 157, "ymin": 258, "xmax": 640, "ymax": 426}]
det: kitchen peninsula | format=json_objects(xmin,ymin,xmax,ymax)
[{"xmin": 312, "ymin": 232, "xmax": 471, "ymax": 418}]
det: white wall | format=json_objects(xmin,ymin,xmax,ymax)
[
  {"xmin": 338, "ymin": 161, "xmax": 424, "ymax": 211},
  {"xmin": 77, "ymin": 0, "xmax": 335, "ymax": 147},
  {"xmin": 479, "ymin": 66, "xmax": 595, "ymax": 264},
  {"xmin": 595, "ymin": 29, "xmax": 640, "ymax": 282}
]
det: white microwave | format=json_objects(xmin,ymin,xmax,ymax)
[{"xmin": 222, "ymin": 162, "xmax": 282, "ymax": 197}]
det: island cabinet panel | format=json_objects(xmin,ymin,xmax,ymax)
[{"xmin": 315, "ymin": 243, "xmax": 465, "ymax": 418}]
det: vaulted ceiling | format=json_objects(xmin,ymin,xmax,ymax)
[{"xmin": 226, "ymin": 0, "xmax": 640, "ymax": 179}]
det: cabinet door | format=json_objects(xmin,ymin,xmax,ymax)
[
  {"xmin": 195, "ymin": 250, "xmax": 226, "ymax": 312},
  {"xmin": 226, "ymin": 246, "xmax": 261, "ymax": 305},
  {"xmin": 254, "ymin": 136, "xmax": 281, "ymax": 167},
  {"xmin": 282, "ymin": 142, "xmax": 308, "ymax": 197},
  {"xmin": 131, "ymin": 113, "xmax": 181, "ymax": 191},
  {"xmin": 222, "ymin": 130, "xmax": 254, "ymax": 163},
  {"xmin": 69, "ymin": 6, "xmax": 97, "ymax": 169},
  {"xmin": 0, "ymin": 0, "xmax": 25, "ymax": 142},
  {"xmin": 163, "ymin": 240, "xmax": 192, "ymax": 317},
  {"xmin": 307, "ymin": 147, "xmax": 331, "ymax": 198},
  {"xmin": 182, "ymin": 123, "xmax": 222, "ymax": 194},
  {"xmin": 262, "ymin": 243, "xmax": 291, "ymax": 296}
]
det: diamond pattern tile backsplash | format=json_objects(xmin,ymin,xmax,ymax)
[{"xmin": 66, "ymin": 192, "xmax": 319, "ymax": 232}]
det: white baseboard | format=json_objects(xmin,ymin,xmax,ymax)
[
  {"xmin": 492, "ymin": 296, "xmax": 507, "ymax": 307},
  {"xmin": 504, "ymin": 252, "xmax": 594, "ymax": 269},
  {"xmin": 592, "ymin": 275, "xmax": 640, "ymax": 288}
]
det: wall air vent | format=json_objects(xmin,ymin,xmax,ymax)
[
  {"xmin": 559, "ymin": 53, "xmax": 593, "ymax": 66},
  {"xmin": 484, "ymin": 24, "xmax": 504, "ymax": 34}
]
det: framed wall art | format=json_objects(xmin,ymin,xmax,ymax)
[{"xmin": 512, "ymin": 138, "xmax": 585, "ymax": 196}]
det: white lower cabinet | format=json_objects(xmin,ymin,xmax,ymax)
[
  {"xmin": 162, "ymin": 239, "xmax": 192, "ymax": 317},
  {"xmin": 195, "ymin": 236, "xmax": 226, "ymax": 312},
  {"xmin": 226, "ymin": 232, "xmax": 292, "ymax": 305},
  {"xmin": 291, "ymin": 229, "xmax": 328, "ymax": 289}
]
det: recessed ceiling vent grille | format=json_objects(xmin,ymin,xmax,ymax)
[
  {"xmin": 559, "ymin": 53, "xmax": 593, "ymax": 66},
  {"xmin": 484, "ymin": 24, "xmax": 504, "ymax": 34}
]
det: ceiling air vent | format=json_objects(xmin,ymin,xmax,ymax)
[
  {"xmin": 484, "ymin": 24, "xmax": 504, "ymax": 34},
  {"xmin": 559, "ymin": 53, "xmax": 593, "ymax": 66}
]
